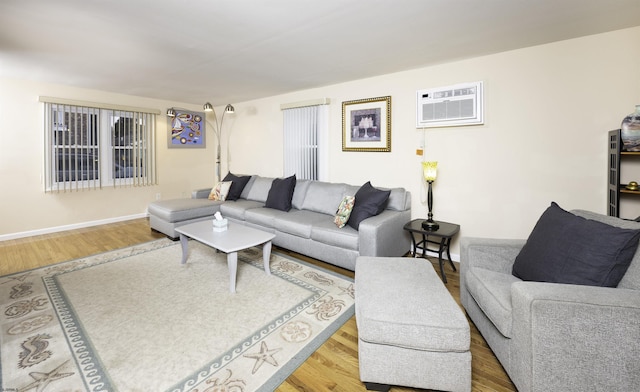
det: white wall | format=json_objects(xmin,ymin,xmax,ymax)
[
  {"xmin": 1, "ymin": 27, "xmax": 639, "ymax": 257},
  {"xmin": 0, "ymin": 79, "xmax": 215, "ymax": 238},
  {"xmin": 226, "ymin": 27, "xmax": 640, "ymax": 254}
]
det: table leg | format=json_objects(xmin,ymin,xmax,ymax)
[
  {"xmin": 438, "ymin": 237, "xmax": 448, "ymax": 283},
  {"xmin": 445, "ymin": 238, "xmax": 457, "ymax": 272},
  {"xmin": 262, "ymin": 241, "xmax": 272, "ymax": 275},
  {"xmin": 409, "ymin": 233, "xmax": 418, "ymax": 257},
  {"xmin": 227, "ymin": 252, "xmax": 238, "ymax": 293},
  {"xmin": 179, "ymin": 234, "xmax": 189, "ymax": 264}
]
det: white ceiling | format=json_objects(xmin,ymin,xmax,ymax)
[{"xmin": 1, "ymin": 0, "xmax": 639, "ymax": 106}]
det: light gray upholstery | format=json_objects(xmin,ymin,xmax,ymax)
[
  {"xmin": 291, "ymin": 179, "xmax": 311, "ymax": 210},
  {"xmin": 460, "ymin": 210, "xmax": 640, "ymax": 392},
  {"xmin": 300, "ymin": 181, "xmax": 348, "ymax": 215},
  {"xmin": 147, "ymin": 198, "xmax": 222, "ymax": 222},
  {"xmin": 147, "ymin": 176, "xmax": 411, "ymax": 271},
  {"xmin": 244, "ymin": 175, "xmax": 273, "ymax": 202},
  {"xmin": 356, "ymin": 257, "xmax": 471, "ymax": 392}
]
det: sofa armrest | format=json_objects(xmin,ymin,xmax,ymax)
[
  {"xmin": 460, "ymin": 237, "xmax": 525, "ymax": 274},
  {"xmin": 510, "ymin": 282, "xmax": 640, "ymax": 391},
  {"xmin": 358, "ymin": 209, "xmax": 411, "ymax": 257},
  {"xmin": 192, "ymin": 188, "xmax": 211, "ymax": 199}
]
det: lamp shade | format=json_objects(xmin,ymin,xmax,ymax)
[
  {"xmin": 166, "ymin": 108, "xmax": 176, "ymax": 117},
  {"xmin": 422, "ymin": 161, "xmax": 438, "ymax": 182},
  {"xmin": 203, "ymin": 102, "xmax": 235, "ymax": 114}
]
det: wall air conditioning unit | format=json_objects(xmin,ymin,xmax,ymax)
[{"xmin": 416, "ymin": 81, "xmax": 483, "ymax": 128}]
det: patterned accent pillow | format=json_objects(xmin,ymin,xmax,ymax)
[
  {"xmin": 208, "ymin": 181, "xmax": 233, "ymax": 201},
  {"xmin": 334, "ymin": 195, "xmax": 356, "ymax": 228}
]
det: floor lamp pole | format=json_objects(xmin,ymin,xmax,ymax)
[{"xmin": 216, "ymin": 143, "xmax": 221, "ymax": 183}]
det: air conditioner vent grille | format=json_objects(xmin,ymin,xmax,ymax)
[{"xmin": 417, "ymin": 81, "xmax": 483, "ymax": 128}]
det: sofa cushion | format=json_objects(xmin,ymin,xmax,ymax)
[
  {"xmin": 291, "ymin": 179, "xmax": 311, "ymax": 210},
  {"xmin": 300, "ymin": 182, "xmax": 347, "ymax": 215},
  {"xmin": 244, "ymin": 176, "xmax": 274, "ymax": 203},
  {"xmin": 273, "ymin": 210, "xmax": 327, "ymax": 238},
  {"xmin": 311, "ymin": 219, "xmax": 359, "ymax": 251},
  {"xmin": 219, "ymin": 199, "xmax": 264, "ymax": 221},
  {"xmin": 387, "ymin": 187, "xmax": 409, "ymax": 211},
  {"xmin": 240, "ymin": 175, "xmax": 256, "ymax": 199},
  {"xmin": 265, "ymin": 175, "xmax": 296, "ymax": 212},
  {"xmin": 347, "ymin": 182, "xmax": 391, "ymax": 230},
  {"xmin": 244, "ymin": 207, "xmax": 281, "ymax": 228},
  {"xmin": 222, "ymin": 172, "xmax": 251, "ymax": 201},
  {"xmin": 148, "ymin": 198, "xmax": 221, "ymax": 222},
  {"xmin": 512, "ymin": 202, "xmax": 640, "ymax": 287},
  {"xmin": 466, "ymin": 266, "xmax": 520, "ymax": 338}
]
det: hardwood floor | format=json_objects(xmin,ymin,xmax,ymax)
[{"xmin": 0, "ymin": 218, "xmax": 516, "ymax": 392}]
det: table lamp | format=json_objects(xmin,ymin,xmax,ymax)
[{"xmin": 422, "ymin": 161, "xmax": 440, "ymax": 231}]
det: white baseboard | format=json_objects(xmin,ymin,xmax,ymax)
[{"xmin": 0, "ymin": 213, "xmax": 148, "ymax": 242}]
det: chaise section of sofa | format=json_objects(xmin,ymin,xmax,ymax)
[{"xmin": 148, "ymin": 175, "xmax": 412, "ymax": 271}]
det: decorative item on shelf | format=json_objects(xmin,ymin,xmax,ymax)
[
  {"xmin": 212, "ymin": 212, "xmax": 228, "ymax": 232},
  {"xmin": 626, "ymin": 181, "xmax": 639, "ymax": 191},
  {"xmin": 421, "ymin": 161, "xmax": 440, "ymax": 231},
  {"xmin": 621, "ymin": 105, "xmax": 640, "ymax": 152}
]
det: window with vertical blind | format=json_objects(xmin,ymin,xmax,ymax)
[
  {"xmin": 42, "ymin": 98, "xmax": 158, "ymax": 192},
  {"xmin": 282, "ymin": 99, "xmax": 329, "ymax": 181}
]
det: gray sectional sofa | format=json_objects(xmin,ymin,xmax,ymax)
[{"xmin": 148, "ymin": 175, "xmax": 412, "ymax": 271}]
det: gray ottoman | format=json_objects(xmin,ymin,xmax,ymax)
[
  {"xmin": 148, "ymin": 198, "xmax": 221, "ymax": 238},
  {"xmin": 355, "ymin": 257, "xmax": 471, "ymax": 392}
]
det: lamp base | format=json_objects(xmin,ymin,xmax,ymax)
[{"xmin": 421, "ymin": 219, "xmax": 440, "ymax": 231}]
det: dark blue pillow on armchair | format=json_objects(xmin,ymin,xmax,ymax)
[{"xmin": 512, "ymin": 202, "xmax": 640, "ymax": 287}]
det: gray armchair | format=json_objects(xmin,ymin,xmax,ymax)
[{"xmin": 460, "ymin": 209, "xmax": 640, "ymax": 392}]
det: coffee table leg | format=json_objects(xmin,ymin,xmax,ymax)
[
  {"xmin": 227, "ymin": 252, "xmax": 238, "ymax": 293},
  {"xmin": 263, "ymin": 241, "xmax": 272, "ymax": 275},
  {"xmin": 179, "ymin": 234, "xmax": 189, "ymax": 264}
]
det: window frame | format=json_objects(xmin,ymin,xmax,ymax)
[{"xmin": 41, "ymin": 97, "xmax": 159, "ymax": 192}]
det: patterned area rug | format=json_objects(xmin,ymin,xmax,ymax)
[{"xmin": 0, "ymin": 239, "xmax": 355, "ymax": 391}]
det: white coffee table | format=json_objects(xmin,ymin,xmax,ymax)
[{"xmin": 175, "ymin": 220, "xmax": 276, "ymax": 293}]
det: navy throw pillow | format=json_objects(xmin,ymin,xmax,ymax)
[
  {"xmin": 223, "ymin": 172, "xmax": 251, "ymax": 201},
  {"xmin": 347, "ymin": 181, "xmax": 391, "ymax": 230},
  {"xmin": 265, "ymin": 175, "xmax": 297, "ymax": 211},
  {"xmin": 512, "ymin": 202, "xmax": 640, "ymax": 287}
]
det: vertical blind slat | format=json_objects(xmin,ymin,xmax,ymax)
[
  {"xmin": 283, "ymin": 105, "xmax": 320, "ymax": 180},
  {"xmin": 44, "ymin": 103, "xmax": 157, "ymax": 193}
]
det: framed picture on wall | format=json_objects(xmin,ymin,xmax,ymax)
[
  {"xmin": 167, "ymin": 110, "xmax": 206, "ymax": 148},
  {"xmin": 342, "ymin": 96, "xmax": 391, "ymax": 152}
]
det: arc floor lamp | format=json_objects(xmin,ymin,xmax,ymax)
[
  {"xmin": 167, "ymin": 103, "xmax": 235, "ymax": 183},
  {"xmin": 203, "ymin": 102, "xmax": 235, "ymax": 183}
]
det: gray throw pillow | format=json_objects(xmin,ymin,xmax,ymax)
[{"xmin": 512, "ymin": 202, "xmax": 640, "ymax": 287}]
